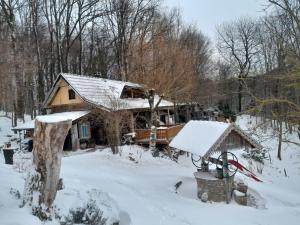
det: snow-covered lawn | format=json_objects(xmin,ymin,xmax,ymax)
[{"xmin": 0, "ymin": 114, "xmax": 300, "ymax": 225}]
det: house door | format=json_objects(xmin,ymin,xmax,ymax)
[
  {"xmin": 63, "ymin": 130, "xmax": 72, "ymax": 151},
  {"xmin": 91, "ymin": 126, "xmax": 106, "ymax": 145}
]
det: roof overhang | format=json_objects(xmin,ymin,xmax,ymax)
[{"xmin": 12, "ymin": 111, "xmax": 90, "ymax": 131}]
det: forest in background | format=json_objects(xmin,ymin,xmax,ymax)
[{"xmin": 0, "ymin": 0, "xmax": 299, "ymax": 143}]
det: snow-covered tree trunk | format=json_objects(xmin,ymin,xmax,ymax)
[
  {"xmin": 149, "ymin": 129, "xmax": 156, "ymax": 151},
  {"xmin": 148, "ymin": 90, "xmax": 156, "ymax": 151},
  {"xmin": 148, "ymin": 89, "xmax": 163, "ymax": 152},
  {"xmin": 23, "ymin": 119, "xmax": 72, "ymax": 219}
]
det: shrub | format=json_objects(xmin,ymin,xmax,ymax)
[
  {"xmin": 242, "ymin": 148, "xmax": 268, "ymax": 164},
  {"xmin": 55, "ymin": 189, "xmax": 120, "ymax": 225}
]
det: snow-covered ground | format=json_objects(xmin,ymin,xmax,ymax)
[
  {"xmin": 0, "ymin": 113, "xmax": 300, "ymax": 225},
  {"xmin": 0, "ymin": 113, "xmax": 17, "ymax": 148}
]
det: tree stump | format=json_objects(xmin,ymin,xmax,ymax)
[{"xmin": 24, "ymin": 119, "xmax": 72, "ymax": 218}]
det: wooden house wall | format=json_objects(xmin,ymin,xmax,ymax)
[
  {"xmin": 49, "ymin": 103, "xmax": 92, "ymax": 113},
  {"xmin": 50, "ymin": 80, "xmax": 83, "ymax": 106}
]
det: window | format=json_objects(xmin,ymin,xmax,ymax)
[
  {"xmin": 68, "ymin": 89, "xmax": 76, "ymax": 100},
  {"xmin": 79, "ymin": 122, "xmax": 90, "ymax": 139}
]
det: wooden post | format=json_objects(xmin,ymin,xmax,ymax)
[
  {"xmin": 18, "ymin": 131, "xmax": 21, "ymax": 151},
  {"xmin": 222, "ymin": 150, "xmax": 230, "ymax": 204},
  {"xmin": 167, "ymin": 109, "xmax": 170, "ymax": 126},
  {"xmin": 31, "ymin": 119, "xmax": 72, "ymax": 208},
  {"xmin": 129, "ymin": 111, "xmax": 135, "ymax": 132},
  {"xmin": 71, "ymin": 123, "xmax": 79, "ymax": 150}
]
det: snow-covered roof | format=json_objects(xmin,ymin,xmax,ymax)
[
  {"xmin": 170, "ymin": 121, "xmax": 230, "ymax": 157},
  {"xmin": 44, "ymin": 73, "xmax": 173, "ymax": 111},
  {"xmin": 169, "ymin": 120, "xmax": 261, "ymax": 158},
  {"xmin": 121, "ymin": 97, "xmax": 173, "ymax": 110},
  {"xmin": 36, "ymin": 111, "xmax": 90, "ymax": 123},
  {"xmin": 62, "ymin": 73, "xmax": 141, "ymax": 105},
  {"xmin": 12, "ymin": 111, "xmax": 90, "ymax": 130}
]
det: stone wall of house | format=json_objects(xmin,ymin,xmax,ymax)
[{"xmin": 194, "ymin": 171, "xmax": 235, "ymax": 202}]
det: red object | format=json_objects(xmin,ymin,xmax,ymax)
[{"xmin": 228, "ymin": 159, "xmax": 263, "ymax": 182}]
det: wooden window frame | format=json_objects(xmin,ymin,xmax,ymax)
[{"xmin": 79, "ymin": 122, "xmax": 91, "ymax": 139}]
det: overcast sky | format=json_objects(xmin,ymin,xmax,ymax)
[{"xmin": 163, "ymin": 0, "xmax": 267, "ymax": 41}]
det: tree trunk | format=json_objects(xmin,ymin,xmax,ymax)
[
  {"xmin": 148, "ymin": 90, "xmax": 156, "ymax": 151},
  {"xmin": 111, "ymin": 117, "xmax": 120, "ymax": 154},
  {"xmin": 149, "ymin": 114, "xmax": 157, "ymax": 151},
  {"xmin": 277, "ymin": 120, "xmax": 283, "ymax": 160},
  {"xmin": 148, "ymin": 90, "xmax": 163, "ymax": 152},
  {"xmin": 13, "ymin": 102, "xmax": 17, "ymax": 127},
  {"xmin": 238, "ymin": 78, "xmax": 243, "ymax": 113},
  {"xmin": 28, "ymin": 119, "xmax": 72, "ymax": 210}
]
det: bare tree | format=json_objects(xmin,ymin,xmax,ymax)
[
  {"xmin": 217, "ymin": 17, "xmax": 260, "ymax": 112},
  {"xmin": 103, "ymin": 0, "xmax": 159, "ymax": 81},
  {"xmin": 0, "ymin": 0, "xmax": 27, "ymax": 124}
]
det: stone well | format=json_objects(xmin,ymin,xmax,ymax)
[{"xmin": 194, "ymin": 171, "xmax": 235, "ymax": 202}]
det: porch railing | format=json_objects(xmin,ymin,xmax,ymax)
[{"xmin": 135, "ymin": 124, "xmax": 184, "ymax": 144}]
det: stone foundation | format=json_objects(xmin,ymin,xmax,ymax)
[
  {"xmin": 233, "ymin": 190, "xmax": 247, "ymax": 206},
  {"xmin": 194, "ymin": 171, "xmax": 235, "ymax": 202}
]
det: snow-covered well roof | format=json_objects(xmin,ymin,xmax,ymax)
[
  {"xmin": 12, "ymin": 111, "xmax": 90, "ymax": 131},
  {"xmin": 43, "ymin": 73, "xmax": 173, "ymax": 111},
  {"xmin": 169, "ymin": 120, "xmax": 262, "ymax": 158}
]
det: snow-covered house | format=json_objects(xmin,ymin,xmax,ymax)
[{"xmin": 14, "ymin": 73, "xmax": 183, "ymax": 150}]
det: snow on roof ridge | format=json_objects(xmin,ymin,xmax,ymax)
[{"xmin": 60, "ymin": 73, "xmax": 142, "ymax": 88}]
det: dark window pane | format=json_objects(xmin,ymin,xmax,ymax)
[{"xmin": 68, "ymin": 89, "xmax": 75, "ymax": 100}]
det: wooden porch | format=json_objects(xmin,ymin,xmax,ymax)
[{"xmin": 135, "ymin": 124, "xmax": 184, "ymax": 144}]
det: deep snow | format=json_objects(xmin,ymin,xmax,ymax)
[{"xmin": 0, "ymin": 113, "xmax": 300, "ymax": 225}]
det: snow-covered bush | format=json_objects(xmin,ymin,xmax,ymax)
[
  {"xmin": 22, "ymin": 168, "xmax": 41, "ymax": 205},
  {"xmin": 55, "ymin": 189, "xmax": 120, "ymax": 225},
  {"xmin": 61, "ymin": 200, "xmax": 109, "ymax": 225},
  {"xmin": 22, "ymin": 168, "xmax": 52, "ymax": 220},
  {"xmin": 9, "ymin": 188, "xmax": 21, "ymax": 199},
  {"xmin": 242, "ymin": 148, "xmax": 268, "ymax": 164},
  {"xmin": 13, "ymin": 152, "xmax": 32, "ymax": 173}
]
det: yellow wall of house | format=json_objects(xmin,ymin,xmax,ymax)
[{"xmin": 50, "ymin": 80, "xmax": 83, "ymax": 106}]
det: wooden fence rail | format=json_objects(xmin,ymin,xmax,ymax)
[{"xmin": 135, "ymin": 124, "xmax": 184, "ymax": 144}]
